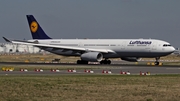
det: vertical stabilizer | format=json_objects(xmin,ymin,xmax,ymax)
[{"xmin": 26, "ymin": 15, "xmax": 51, "ymax": 39}]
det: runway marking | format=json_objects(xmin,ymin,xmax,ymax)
[{"xmin": 166, "ymin": 68, "xmax": 180, "ymax": 70}]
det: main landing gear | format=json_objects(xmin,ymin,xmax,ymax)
[
  {"xmin": 77, "ymin": 60, "xmax": 88, "ymax": 64},
  {"xmin": 76, "ymin": 59, "xmax": 111, "ymax": 65},
  {"xmin": 100, "ymin": 59, "xmax": 111, "ymax": 64},
  {"xmin": 155, "ymin": 57, "xmax": 160, "ymax": 65}
]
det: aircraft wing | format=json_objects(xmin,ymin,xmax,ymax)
[{"xmin": 3, "ymin": 37, "xmax": 115, "ymax": 53}]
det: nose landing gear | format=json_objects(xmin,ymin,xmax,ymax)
[{"xmin": 155, "ymin": 57, "xmax": 160, "ymax": 65}]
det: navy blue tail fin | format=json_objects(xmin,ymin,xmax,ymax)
[{"xmin": 26, "ymin": 15, "xmax": 51, "ymax": 39}]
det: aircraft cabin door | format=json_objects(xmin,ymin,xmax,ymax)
[
  {"xmin": 152, "ymin": 42, "xmax": 157, "ymax": 50},
  {"xmin": 121, "ymin": 41, "xmax": 126, "ymax": 50},
  {"xmin": 79, "ymin": 42, "xmax": 83, "ymax": 47}
]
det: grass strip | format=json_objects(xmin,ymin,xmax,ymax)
[{"xmin": 0, "ymin": 75, "xmax": 180, "ymax": 101}]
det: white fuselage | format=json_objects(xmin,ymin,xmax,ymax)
[{"xmin": 28, "ymin": 38, "xmax": 175, "ymax": 58}]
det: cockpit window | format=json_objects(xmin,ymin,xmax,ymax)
[{"xmin": 163, "ymin": 44, "xmax": 171, "ymax": 47}]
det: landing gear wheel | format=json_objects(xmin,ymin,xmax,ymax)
[
  {"xmin": 77, "ymin": 60, "xmax": 88, "ymax": 64},
  {"xmin": 77, "ymin": 60, "xmax": 81, "ymax": 64},
  {"xmin": 107, "ymin": 60, "xmax": 111, "ymax": 64},
  {"xmin": 100, "ymin": 59, "xmax": 111, "ymax": 65},
  {"xmin": 155, "ymin": 62, "xmax": 159, "ymax": 65},
  {"xmin": 100, "ymin": 61, "xmax": 104, "ymax": 64},
  {"xmin": 155, "ymin": 57, "xmax": 160, "ymax": 65}
]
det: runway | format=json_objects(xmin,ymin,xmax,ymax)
[
  {"xmin": 0, "ymin": 61, "xmax": 179, "ymax": 67},
  {"xmin": 0, "ymin": 63, "xmax": 180, "ymax": 75}
]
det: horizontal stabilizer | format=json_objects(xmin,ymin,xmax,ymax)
[{"xmin": 2, "ymin": 37, "xmax": 11, "ymax": 42}]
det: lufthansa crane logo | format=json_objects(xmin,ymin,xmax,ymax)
[{"xmin": 30, "ymin": 21, "xmax": 38, "ymax": 33}]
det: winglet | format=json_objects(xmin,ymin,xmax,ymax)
[{"xmin": 2, "ymin": 37, "xmax": 11, "ymax": 42}]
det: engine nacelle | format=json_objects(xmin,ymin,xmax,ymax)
[
  {"xmin": 81, "ymin": 52, "xmax": 103, "ymax": 62},
  {"xmin": 121, "ymin": 57, "xmax": 141, "ymax": 62}
]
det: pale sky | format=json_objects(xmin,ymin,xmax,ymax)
[{"xmin": 0, "ymin": 0, "xmax": 180, "ymax": 47}]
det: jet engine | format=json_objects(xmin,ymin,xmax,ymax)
[
  {"xmin": 81, "ymin": 52, "xmax": 103, "ymax": 62},
  {"xmin": 121, "ymin": 57, "xmax": 141, "ymax": 62}
]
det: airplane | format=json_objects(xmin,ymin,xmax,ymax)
[{"xmin": 3, "ymin": 15, "xmax": 175, "ymax": 65}]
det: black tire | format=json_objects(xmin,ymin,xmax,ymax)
[
  {"xmin": 77, "ymin": 60, "xmax": 81, "ymax": 64},
  {"xmin": 155, "ymin": 62, "xmax": 159, "ymax": 65},
  {"xmin": 77, "ymin": 60, "xmax": 88, "ymax": 64},
  {"xmin": 100, "ymin": 60, "xmax": 111, "ymax": 65},
  {"xmin": 107, "ymin": 60, "xmax": 111, "ymax": 64},
  {"xmin": 100, "ymin": 60, "xmax": 104, "ymax": 64}
]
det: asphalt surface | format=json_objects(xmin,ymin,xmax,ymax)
[
  {"xmin": 0, "ymin": 62, "xmax": 180, "ymax": 75},
  {"xmin": 0, "ymin": 61, "xmax": 179, "ymax": 67}
]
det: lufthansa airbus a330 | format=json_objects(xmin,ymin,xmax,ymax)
[{"xmin": 3, "ymin": 15, "xmax": 175, "ymax": 65}]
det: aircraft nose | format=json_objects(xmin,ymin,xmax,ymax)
[{"xmin": 170, "ymin": 46, "xmax": 176, "ymax": 52}]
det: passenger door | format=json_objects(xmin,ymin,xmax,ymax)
[{"xmin": 152, "ymin": 42, "xmax": 157, "ymax": 50}]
